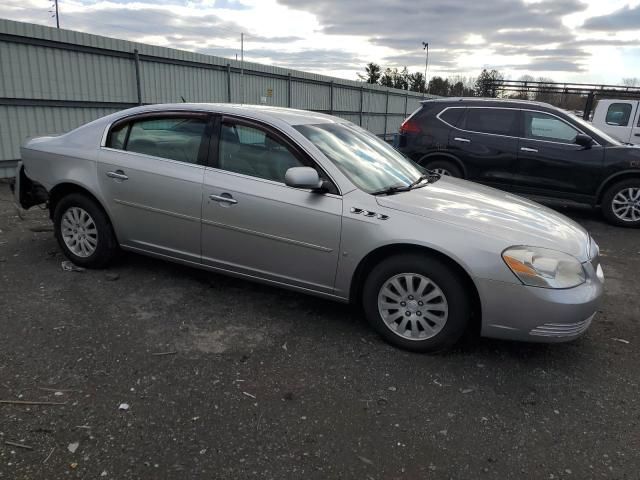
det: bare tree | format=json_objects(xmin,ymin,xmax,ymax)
[{"xmin": 622, "ymin": 77, "xmax": 640, "ymax": 87}]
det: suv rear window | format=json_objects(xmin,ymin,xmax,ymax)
[
  {"xmin": 463, "ymin": 108, "xmax": 518, "ymax": 136},
  {"xmin": 439, "ymin": 107, "xmax": 465, "ymax": 127}
]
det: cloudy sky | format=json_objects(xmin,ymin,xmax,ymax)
[{"xmin": 1, "ymin": 0, "xmax": 639, "ymax": 84}]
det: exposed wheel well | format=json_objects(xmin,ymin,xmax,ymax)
[
  {"xmin": 417, "ymin": 153, "xmax": 466, "ymax": 178},
  {"xmin": 48, "ymin": 183, "xmax": 110, "ymax": 222},
  {"xmin": 597, "ymin": 173, "xmax": 640, "ymax": 205},
  {"xmin": 349, "ymin": 244, "xmax": 482, "ymax": 335}
]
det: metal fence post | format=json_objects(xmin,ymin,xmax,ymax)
[
  {"xmin": 226, "ymin": 64, "xmax": 231, "ymax": 103},
  {"xmin": 288, "ymin": 73, "xmax": 292, "ymax": 108},
  {"xmin": 404, "ymin": 92, "xmax": 408, "ymax": 118},
  {"xmin": 359, "ymin": 86, "xmax": 364, "ymax": 126},
  {"xmin": 383, "ymin": 90, "xmax": 389, "ymax": 140},
  {"xmin": 329, "ymin": 81, "xmax": 334, "ymax": 115},
  {"xmin": 133, "ymin": 49, "xmax": 142, "ymax": 105}
]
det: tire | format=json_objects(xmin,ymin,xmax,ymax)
[
  {"xmin": 601, "ymin": 179, "xmax": 640, "ymax": 227},
  {"xmin": 362, "ymin": 254, "xmax": 471, "ymax": 353},
  {"xmin": 53, "ymin": 193, "xmax": 118, "ymax": 268},
  {"xmin": 422, "ymin": 159, "xmax": 462, "ymax": 178}
]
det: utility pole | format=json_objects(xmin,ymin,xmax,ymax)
[
  {"xmin": 50, "ymin": 0, "xmax": 60, "ymax": 28},
  {"xmin": 240, "ymin": 32, "xmax": 245, "ymax": 105},
  {"xmin": 422, "ymin": 41, "xmax": 429, "ymax": 97}
]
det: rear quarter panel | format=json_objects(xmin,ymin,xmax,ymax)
[{"xmin": 20, "ymin": 118, "xmax": 109, "ymax": 205}]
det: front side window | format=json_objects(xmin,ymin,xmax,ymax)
[
  {"xmin": 218, "ymin": 122, "xmax": 305, "ymax": 183},
  {"xmin": 524, "ymin": 111, "xmax": 579, "ymax": 143},
  {"xmin": 464, "ymin": 108, "xmax": 518, "ymax": 136},
  {"xmin": 295, "ymin": 122, "xmax": 423, "ymax": 194},
  {"xmin": 107, "ymin": 115, "xmax": 208, "ymax": 164},
  {"xmin": 605, "ymin": 103, "xmax": 632, "ymax": 126}
]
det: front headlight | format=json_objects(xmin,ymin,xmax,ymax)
[{"xmin": 502, "ymin": 246, "xmax": 586, "ymax": 289}]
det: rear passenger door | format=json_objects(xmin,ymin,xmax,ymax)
[
  {"xmin": 98, "ymin": 112, "xmax": 211, "ymax": 263},
  {"xmin": 201, "ymin": 116, "xmax": 342, "ymax": 294},
  {"xmin": 448, "ymin": 107, "xmax": 520, "ymax": 189}
]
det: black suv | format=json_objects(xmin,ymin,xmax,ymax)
[{"xmin": 395, "ymin": 98, "xmax": 640, "ymax": 227}]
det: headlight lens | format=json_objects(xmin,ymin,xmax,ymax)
[{"xmin": 502, "ymin": 246, "xmax": 586, "ymax": 289}]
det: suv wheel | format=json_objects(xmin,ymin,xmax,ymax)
[
  {"xmin": 601, "ymin": 179, "xmax": 640, "ymax": 227},
  {"xmin": 362, "ymin": 254, "xmax": 470, "ymax": 352},
  {"xmin": 53, "ymin": 193, "xmax": 118, "ymax": 268},
  {"xmin": 422, "ymin": 159, "xmax": 462, "ymax": 178}
]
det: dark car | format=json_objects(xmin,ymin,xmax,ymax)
[{"xmin": 395, "ymin": 98, "xmax": 640, "ymax": 227}]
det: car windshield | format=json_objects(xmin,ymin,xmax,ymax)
[
  {"xmin": 567, "ymin": 113, "xmax": 622, "ymax": 146},
  {"xmin": 294, "ymin": 122, "xmax": 424, "ymax": 194}
]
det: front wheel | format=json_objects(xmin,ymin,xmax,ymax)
[
  {"xmin": 422, "ymin": 159, "xmax": 462, "ymax": 178},
  {"xmin": 601, "ymin": 179, "xmax": 640, "ymax": 227},
  {"xmin": 362, "ymin": 254, "xmax": 471, "ymax": 352},
  {"xmin": 53, "ymin": 193, "xmax": 118, "ymax": 268}
]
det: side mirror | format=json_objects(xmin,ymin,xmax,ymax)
[
  {"xmin": 284, "ymin": 167, "xmax": 323, "ymax": 190},
  {"xmin": 575, "ymin": 134, "xmax": 593, "ymax": 149}
]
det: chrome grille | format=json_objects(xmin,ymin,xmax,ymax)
[{"xmin": 530, "ymin": 315, "xmax": 594, "ymax": 337}]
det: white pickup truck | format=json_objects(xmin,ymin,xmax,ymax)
[{"xmin": 591, "ymin": 99, "xmax": 640, "ymax": 145}]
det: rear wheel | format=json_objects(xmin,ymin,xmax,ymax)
[
  {"xmin": 601, "ymin": 179, "xmax": 640, "ymax": 227},
  {"xmin": 422, "ymin": 159, "xmax": 462, "ymax": 178},
  {"xmin": 53, "ymin": 193, "xmax": 118, "ymax": 268},
  {"xmin": 362, "ymin": 254, "xmax": 470, "ymax": 352}
]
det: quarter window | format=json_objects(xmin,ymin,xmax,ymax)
[
  {"xmin": 107, "ymin": 115, "xmax": 208, "ymax": 164},
  {"xmin": 605, "ymin": 103, "xmax": 632, "ymax": 126},
  {"xmin": 463, "ymin": 108, "xmax": 518, "ymax": 135},
  {"xmin": 524, "ymin": 111, "xmax": 579, "ymax": 143},
  {"xmin": 218, "ymin": 122, "xmax": 305, "ymax": 183},
  {"xmin": 439, "ymin": 107, "xmax": 465, "ymax": 128}
]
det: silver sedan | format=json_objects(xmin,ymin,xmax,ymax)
[{"xmin": 13, "ymin": 104, "xmax": 604, "ymax": 352}]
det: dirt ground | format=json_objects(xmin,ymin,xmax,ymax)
[{"xmin": 0, "ymin": 181, "xmax": 639, "ymax": 479}]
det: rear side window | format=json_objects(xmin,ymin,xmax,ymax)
[
  {"xmin": 107, "ymin": 115, "xmax": 208, "ymax": 164},
  {"xmin": 605, "ymin": 103, "xmax": 632, "ymax": 126},
  {"xmin": 439, "ymin": 107, "xmax": 465, "ymax": 127},
  {"xmin": 463, "ymin": 108, "xmax": 518, "ymax": 135}
]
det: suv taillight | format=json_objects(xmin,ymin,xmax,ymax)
[{"xmin": 399, "ymin": 118, "xmax": 421, "ymax": 134}]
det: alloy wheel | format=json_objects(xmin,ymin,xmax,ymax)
[
  {"xmin": 61, "ymin": 206, "xmax": 98, "ymax": 258},
  {"xmin": 432, "ymin": 168, "xmax": 451, "ymax": 176},
  {"xmin": 377, "ymin": 273, "xmax": 449, "ymax": 341},
  {"xmin": 611, "ymin": 187, "xmax": 640, "ymax": 222}
]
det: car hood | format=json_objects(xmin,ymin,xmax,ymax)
[{"xmin": 376, "ymin": 177, "xmax": 590, "ymax": 261}]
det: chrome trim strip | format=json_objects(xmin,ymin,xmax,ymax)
[
  {"xmin": 201, "ymin": 218, "xmax": 333, "ymax": 253},
  {"xmin": 113, "ymin": 199, "xmax": 200, "ymax": 222},
  {"xmin": 529, "ymin": 315, "xmax": 594, "ymax": 337},
  {"xmin": 436, "ymin": 106, "xmax": 602, "ymax": 147}
]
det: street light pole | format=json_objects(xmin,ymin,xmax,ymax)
[{"xmin": 422, "ymin": 41, "xmax": 429, "ymax": 97}]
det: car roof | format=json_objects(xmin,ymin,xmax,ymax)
[
  {"xmin": 117, "ymin": 103, "xmax": 345, "ymax": 126},
  {"xmin": 421, "ymin": 97, "xmax": 556, "ymax": 109}
]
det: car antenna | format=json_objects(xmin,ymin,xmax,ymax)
[{"xmin": 180, "ymin": 96, "xmax": 186, "ymax": 103}]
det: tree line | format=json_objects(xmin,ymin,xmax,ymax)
[{"xmin": 359, "ymin": 62, "xmax": 640, "ymax": 111}]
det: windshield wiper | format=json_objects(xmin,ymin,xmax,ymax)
[
  {"xmin": 370, "ymin": 184, "xmax": 411, "ymax": 196},
  {"xmin": 408, "ymin": 174, "xmax": 430, "ymax": 190}
]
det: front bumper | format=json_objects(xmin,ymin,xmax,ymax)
[{"xmin": 477, "ymin": 259, "xmax": 604, "ymax": 343}]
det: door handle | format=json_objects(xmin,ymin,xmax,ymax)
[
  {"xmin": 209, "ymin": 194, "xmax": 237, "ymax": 205},
  {"xmin": 453, "ymin": 137, "xmax": 471, "ymax": 143},
  {"xmin": 520, "ymin": 147, "xmax": 538, "ymax": 153},
  {"xmin": 106, "ymin": 170, "xmax": 128, "ymax": 180},
  {"xmin": 634, "ymin": 133, "xmax": 640, "ymax": 137}
]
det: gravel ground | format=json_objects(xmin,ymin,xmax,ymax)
[{"xmin": 0, "ymin": 181, "xmax": 639, "ymax": 479}]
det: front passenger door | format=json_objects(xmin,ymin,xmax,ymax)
[
  {"xmin": 517, "ymin": 110, "xmax": 604, "ymax": 198},
  {"xmin": 201, "ymin": 117, "xmax": 343, "ymax": 294}
]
